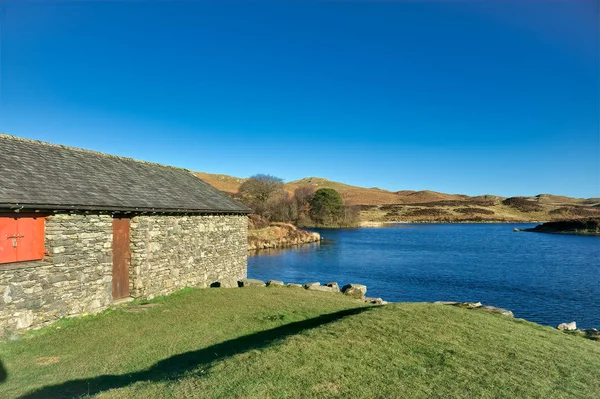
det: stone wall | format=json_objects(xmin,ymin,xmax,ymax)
[
  {"xmin": 0, "ymin": 213, "xmax": 248, "ymax": 338},
  {"xmin": 130, "ymin": 214, "xmax": 247, "ymax": 299},
  {"xmin": 0, "ymin": 214, "xmax": 113, "ymax": 338}
]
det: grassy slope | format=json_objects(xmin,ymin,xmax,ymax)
[
  {"xmin": 195, "ymin": 172, "xmax": 600, "ymax": 223},
  {"xmin": 1, "ymin": 289, "xmax": 599, "ymax": 398}
]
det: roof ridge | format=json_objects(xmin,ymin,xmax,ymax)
[{"xmin": 0, "ymin": 132, "xmax": 193, "ymax": 173}]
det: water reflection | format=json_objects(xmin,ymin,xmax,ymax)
[{"xmin": 249, "ymin": 242, "xmax": 322, "ymax": 257}]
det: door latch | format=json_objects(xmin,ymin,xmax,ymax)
[{"xmin": 6, "ymin": 234, "xmax": 24, "ymax": 248}]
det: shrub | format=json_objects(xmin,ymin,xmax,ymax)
[
  {"xmin": 454, "ymin": 207, "xmax": 495, "ymax": 215},
  {"xmin": 309, "ymin": 188, "xmax": 344, "ymax": 226},
  {"xmin": 248, "ymin": 214, "xmax": 270, "ymax": 230},
  {"xmin": 549, "ymin": 207, "xmax": 600, "ymax": 218},
  {"xmin": 502, "ymin": 197, "xmax": 543, "ymax": 212},
  {"xmin": 404, "ymin": 208, "xmax": 451, "ymax": 217}
]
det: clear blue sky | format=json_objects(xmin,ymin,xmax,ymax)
[{"xmin": 1, "ymin": 1, "xmax": 598, "ymax": 198}]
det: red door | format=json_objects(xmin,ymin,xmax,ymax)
[
  {"xmin": 0, "ymin": 216, "xmax": 45, "ymax": 264},
  {"xmin": 16, "ymin": 217, "xmax": 45, "ymax": 261},
  {"xmin": 0, "ymin": 217, "xmax": 18, "ymax": 264},
  {"xmin": 112, "ymin": 217, "xmax": 131, "ymax": 299}
]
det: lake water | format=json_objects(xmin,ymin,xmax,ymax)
[{"xmin": 249, "ymin": 224, "xmax": 600, "ymax": 329}]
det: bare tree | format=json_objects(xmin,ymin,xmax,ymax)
[
  {"xmin": 237, "ymin": 174, "xmax": 285, "ymax": 218},
  {"xmin": 294, "ymin": 185, "xmax": 315, "ymax": 214}
]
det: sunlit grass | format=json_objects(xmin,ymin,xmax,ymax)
[{"xmin": 1, "ymin": 287, "xmax": 598, "ymax": 398}]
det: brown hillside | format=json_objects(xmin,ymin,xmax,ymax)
[
  {"xmin": 400, "ymin": 190, "xmax": 468, "ymax": 204},
  {"xmin": 194, "ymin": 172, "xmax": 246, "ymax": 194},
  {"xmin": 533, "ymin": 194, "xmax": 589, "ymax": 205},
  {"xmin": 194, "ymin": 172, "xmax": 598, "ymax": 220},
  {"xmin": 286, "ymin": 177, "xmax": 402, "ymax": 206}
]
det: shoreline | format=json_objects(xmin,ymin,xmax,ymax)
[
  {"xmin": 359, "ymin": 220, "xmax": 544, "ymax": 227},
  {"xmin": 247, "ymin": 224, "xmax": 321, "ymax": 251}
]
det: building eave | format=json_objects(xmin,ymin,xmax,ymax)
[{"xmin": 0, "ymin": 202, "xmax": 252, "ymax": 215}]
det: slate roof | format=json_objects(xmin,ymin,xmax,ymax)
[{"xmin": 0, "ymin": 134, "xmax": 251, "ymax": 214}]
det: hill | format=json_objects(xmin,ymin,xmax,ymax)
[
  {"xmin": 194, "ymin": 172, "xmax": 245, "ymax": 195},
  {"xmin": 195, "ymin": 172, "xmax": 600, "ymax": 223},
  {"xmin": 195, "ymin": 173, "xmax": 477, "ymax": 206},
  {"xmin": 1, "ymin": 288, "xmax": 598, "ymax": 398}
]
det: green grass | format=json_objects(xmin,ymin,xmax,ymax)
[{"xmin": 1, "ymin": 288, "xmax": 599, "ymax": 398}]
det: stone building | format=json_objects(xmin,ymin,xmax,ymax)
[{"xmin": 0, "ymin": 134, "xmax": 250, "ymax": 337}]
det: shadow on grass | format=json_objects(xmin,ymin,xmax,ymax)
[
  {"xmin": 0, "ymin": 359, "xmax": 7, "ymax": 383},
  {"xmin": 19, "ymin": 307, "xmax": 373, "ymax": 398}
]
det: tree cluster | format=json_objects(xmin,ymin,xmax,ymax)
[{"xmin": 236, "ymin": 174, "xmax": 359, "ymax": 227}]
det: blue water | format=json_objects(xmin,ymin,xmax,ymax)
[{"xmin": 249, "ymin": 224, "xmax": 600, "ymax": 329}]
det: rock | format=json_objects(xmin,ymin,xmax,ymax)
[
  {"xmin": 364, "ymin": 297, "xmax": 387, "ymax": 305},
  {"xmin": 324, "ymin": 282, "xmax": 340, "ymax": 293},
  {"xmin": 479, "ymin": 305, "xmax": 514, "ymax": 317},
  {"xmin": 342, "ymin": 284, "xmax": 367, "ymax": 299},
  {"xmin": 583, "ymin": 329, "xmax": 600, "ymax": 341},
  {"xmin": 433, "ymin": 301, "xmax": 459, "ymax": 305},
  {"xmin": 267, "ymin": 280, "xmax": 284, "ymax": 286},
  {"xmin": 456, "ymin": 301, "xmax": 482, "ymax": 309},
  {"xmin": 16, "ymin": 311, "xmax": 34, "ymax": 329},
  {"xmin": 303, "ymin": 282, "xmax": 321, "ymax": 289},
  {"xmin": 211, "ymin": 278, "xmax": 239, "ymax": 288},
  {"xmin": 557, "ymin": 321, "xmax": 577, "ymax": 331},
  {"xmin": 286, "ymin": 283, "xmax": 302, "ymax": 288},
  {"xmin": 217, "ymin": 277, "xmax": 238, "ymax": 288},
  {"xmin": 237, "ymin": 279, "xmax": 266, "ymax": 288}
]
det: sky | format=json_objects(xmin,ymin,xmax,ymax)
[{"xmin": 0, "ymin": 0, "xmax": 598, "ymax": 198}]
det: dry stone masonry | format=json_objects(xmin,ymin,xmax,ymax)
[
  {"xmin": 129, "ymin": 215, "xmax": 247, "ymax": 298},
  {"xmin": 1, "ymin": 213, "xmax": 248, "ymax": 338},
  {"xmin": 0, "ymin": 214, "xmax": 113, "ymax": 338}
]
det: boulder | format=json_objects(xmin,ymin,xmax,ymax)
[
  {"xmin": 286, "ymin": 283, "xmax": 303, "ymax": 288},
  {"xmin": 433, "ymin": 301, "xmax": 459, "ymax": 305},
  {"xmin": 342, "ymin": 284, "xmax": 367, "ymax": 299},
  {"xmin": 324, "ymin": 282, "xmax": 340, "ymax": 293},
  {"xmin": 557, "ymin": 321, "xmax": 577, "ymax": 331},
  {"xmin": 364, "ymin": 297, "xmax": 387, "ymax": 305},
  {"xmin": 479, "ymin": 305, "xmax": 514, "ymax": 318},
  {"xmin": 267, "ymin": 280, "xmax": 284, "ymax": 287},
  {"xmin": 237, "ymin": 279, "xmax": 266, "ymax": 288},
  {"xmin": 211, "ymin": 277, "xmax": 237, "ymax": 288},
  {"xmin": 456, "ymin": 301, "xmax": 482, "ymax": 309},
  {"xmin": 583, "ymin": 328, "xmax": 600, "ymax": 341},
  {"xmin": 303, "ymin": 282, "xmax": 321, "ymax": 289}
]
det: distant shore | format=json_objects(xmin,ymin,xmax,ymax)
[
  {"xmin": 360, "ymin": 220, "xmax": 543, "ymax": 227},
  {"xmin": 520, "ymin": 218, "xmax": 600, "ymax": 236},
  {"xmin": 248, "ymin": 221, "xmax": 321, "ymax": 251}
]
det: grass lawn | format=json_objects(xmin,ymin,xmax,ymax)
[{"xmin": 0, "ymin": 287, "xmax": 599, "ymax": 398}]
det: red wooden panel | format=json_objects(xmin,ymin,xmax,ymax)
[
  {"xmin": 16, "ymin": 217, "xmax": 45, "ymax": 262},
  {"xmin": 0, "ymin": 216, "xmax": 44, "ymax": 264},
  {"xmin": 112, "ymin": 217, "xmax": 131, "ymax": 299},
  {"xmin": 0, "ymin": 217, "xmax": 18, "ymax": 264}
]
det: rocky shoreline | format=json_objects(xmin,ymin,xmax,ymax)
[
  {"xmin": 518, "ymin": 218, "xmax": 600, "ymax": 236},
  {"xmin": 248, "ymin": 222, "xmax": 321, "ymax": 251},
  {"xmin": 361, "ymin": 220, "xmax": 546, "ymax": 227},
  {"xmin": 210, "ymin": 278, "xmax": 599, "ymax": 342}
]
